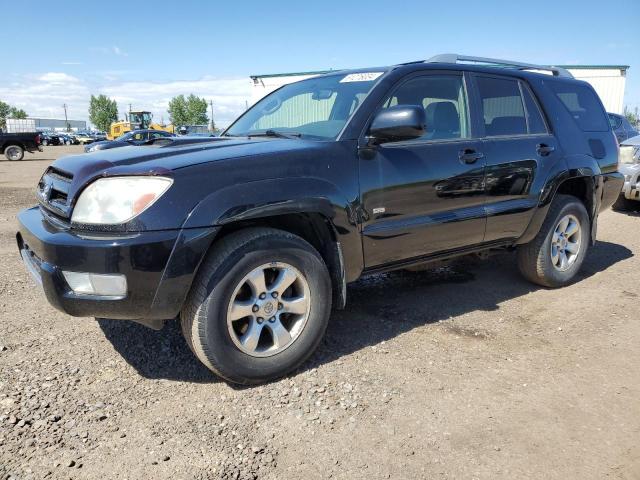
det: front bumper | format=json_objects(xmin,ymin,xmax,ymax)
[
  {"xmin": 16, "ymin": 207, "xmax": 218, "ymax": 328},
  {"xmin": 618, "ymin": 163, "xmax": 640, "ymax": 201}
]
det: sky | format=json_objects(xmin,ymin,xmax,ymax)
[{"xmin": 0, "ymin": 0, "xmax": 638, "ymax": 128}]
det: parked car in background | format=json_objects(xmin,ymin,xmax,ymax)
[
  {"xmin": 91, "ymin": 131, "xmax": 107, "ymax": 141},
  {"xmin": 84, "ymin": 129, "xmax": 176, "ymax": 152},
  {"xmin": 74, "ymin": 131, "xmax": 95, "ymax": 145},
  {"xmin": 58, "ymin": 133, "xmax": 74, "ymax": 145},
  {"xmin": 39, "ymin": 132, "xmax": 60, "ymax": 146},
  {"xmin": 614, "ymin": 134, "xmax": 640, "ymax": 210},
  {"xmin": 17, "ymin": 54, "xmax": 624, "ymax": 384},
  {"xmin": 0, "ymin": 131, "xmax": 42, "ymax": 160},
  {"xmin": 608, "ymin": 113, "xmax": 639, "ymax": 144}
]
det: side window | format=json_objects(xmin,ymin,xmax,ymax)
[
  {"xmin": 549, "ymin": 81, "xmax": 608, "ymax": 132},
  {"xmin": 380, "ymin": 75, "xmax": 469, "ymax": 140},
  {"xmin": 521, "ymin": 84, "xmax": 548, "ymax": 134},
  {"xmin": 608, "ymin": 114, "xmax": 622, "ymax": 129},
  {"xmin": 476, "ymin": 76, "xmax": 527, "ymax": 136}
]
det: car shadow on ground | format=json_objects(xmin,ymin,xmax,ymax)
[{"xmin": 98, "ymin": 240, "xmax": 633, "ymax": 385}]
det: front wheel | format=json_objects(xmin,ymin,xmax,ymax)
[
  {"xmin": 181, "ymin": 228, "xmax": 332, "ymax": 384},
  {"xmin": 517, "ymin": 195, "xmax": 590, "ymax": 288}
]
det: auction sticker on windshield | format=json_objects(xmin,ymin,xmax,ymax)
[{"xmin": 340, "ymin": 72, "xmax": 384, "ymax": 83}]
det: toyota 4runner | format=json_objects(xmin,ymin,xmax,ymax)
[{"xmin": 17, "ymin": 54, "xmax": 624, "ymax": 384}]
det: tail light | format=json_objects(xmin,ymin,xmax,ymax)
[{"xmin": 36, "ymin": 134, "xmax": 41, "ymax": 145}]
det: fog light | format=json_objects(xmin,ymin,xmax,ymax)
[{"xmin": 62, "ymin": 271, "xmax": 127, "ymax": 297}]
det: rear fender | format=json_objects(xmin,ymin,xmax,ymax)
[{"xmin": 517, "ymin": 154, "xmax": 600, "ymax": 245}]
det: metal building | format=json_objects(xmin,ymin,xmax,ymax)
[
  {"xmin": 30, "ymin": 118, "xmax": 87, "ymax": 132},
  {"xmin": 250, "ymin": 64, "xmax": 629, "ymax": 114}
]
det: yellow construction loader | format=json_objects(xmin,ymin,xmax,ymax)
[{"xmin": 108, "ymin": 111, "xmax": 174, "ymax": 140}]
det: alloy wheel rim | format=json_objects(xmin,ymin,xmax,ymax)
[
  {"xmin": 7, "ymin": 147, "xmax": 20, "ymax": 160},
  {"xmin": 226, "ymin": 262, "xmax": 311, "ymax": 357},
  {"xmin": 550, "ymin": 214, "xmax": 581, "ymax": 271}
]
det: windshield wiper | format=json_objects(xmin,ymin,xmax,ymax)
[{"xmin": 247, "ymin": 129, "xmax": 302, "ymax": 139}]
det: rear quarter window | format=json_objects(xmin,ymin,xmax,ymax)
[{"xmin": 549, "ymin": 81, "xmax": 609, "ymax": 132}]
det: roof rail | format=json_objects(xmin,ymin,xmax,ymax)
[{"xmin": 425, "ymin": 53, "xmax": 573, "ymax": 78}]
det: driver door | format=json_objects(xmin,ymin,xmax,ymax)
[{"xmin": 359, "ymin": 72, "xmax": 487, "ymax": 268}]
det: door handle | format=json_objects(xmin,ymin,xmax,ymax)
[
  {"xmin": 459, "ymin": 149, "xmax": 484, "ymax": 164},
  {"xmin": 536, "ymin": 143, "xmax": 555, "ymax": 156}
]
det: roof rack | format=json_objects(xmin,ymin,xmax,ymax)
[{"xmin": 425, "ymin": 53, "xmax": 573, "ymax": 78}]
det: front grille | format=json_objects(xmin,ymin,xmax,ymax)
[{"xmin": 37, "ymin": 167, "xmax": 74, "ymax": 218}]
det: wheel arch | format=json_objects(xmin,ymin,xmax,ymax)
[
  {"xmin": 182, "ymin": 177, "xmax": 361, "ymax": 309},
  {"xmin": 518, "ymin": 163, "xmax": 599, "ymax": 246}
]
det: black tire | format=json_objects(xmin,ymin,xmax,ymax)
[
  {"xmin": 517, "ymin": 194, "xmax": 590, "ymax": 288},
  {"xmin": 612, "ymin": 195, "xmax": 638, "ymax": 212},
  {"xmin": 4, "ymin": 145, "xmax": 24, "ymax": 161},
  {"xmin": 181, "ymin": 227, "xmax": 332, "ymax": 385}
]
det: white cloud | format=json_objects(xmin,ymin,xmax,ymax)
[
  {"xmin": 102, "ymin": 76, "xmax": 251, "ymax": 126},
  {"xmin": 0, "ymin": 72, "xmax": 251, "ymax": 127}
]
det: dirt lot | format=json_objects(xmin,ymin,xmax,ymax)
[{"xmin": 1, "ymin": 146, "xmax": 639, "ymax": 479}]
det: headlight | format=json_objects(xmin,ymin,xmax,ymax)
[{"xmin": 71, "ymin": 176, "xmax": 173, "ymax": 225}]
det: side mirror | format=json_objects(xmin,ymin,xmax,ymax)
[{"xmin": 369, "ymin": 105, "xmax": 426, "ymax": 144}]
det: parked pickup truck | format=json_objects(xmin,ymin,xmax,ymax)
[
  {"xmin": 17, "ymin": 54, "xmax": 624, "ymax": 384},
  {"xmin": 1, "ymin": 131, "xmax": 42, "ymax": 161}
]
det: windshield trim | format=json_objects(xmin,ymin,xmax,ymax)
[{"xmin": 222, "ymin": 70, "xmax": 390, "ymax": 142}]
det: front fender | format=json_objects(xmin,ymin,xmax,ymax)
[{"xmin": 182, "ymin": 176, "xmax": 363, "ymax": 282}]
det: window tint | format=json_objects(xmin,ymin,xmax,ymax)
[
  {"xmin": 608, "ymin": 114, "xmax": 622, "ymax": 129},
  {"xmin": 549, "ymin": 81, "xmax": 608, "ymax": 132},
  {"xmin": 521, "ymin": 85, "xmax": 548, "ymax": 134},
  {"xmin": 476, "ymin": 77, "xmax": 527, "ymax": 136},
  {"xmin": 381, "ymin": 75, "xmax": 469, "ymax": 140}
]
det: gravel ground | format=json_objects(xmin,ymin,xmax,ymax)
[{"xmin": 1, "ymin": 147, "xmax": 639, "ymax": 479}]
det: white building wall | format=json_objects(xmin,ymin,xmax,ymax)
[{"xmin": 566, "ymin": 68, "xmax": 626, "ymax": 114}]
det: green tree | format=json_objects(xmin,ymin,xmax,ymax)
[
  {"xmin": 0, "ymin": 100, "xmax": 28, "ymax": 129},
  {"xmin": 623, "ymin": 105, "xmax": 639, "ymax": 129},
  {"xmin": 89, "ymin": 95, "xmax": 118, "ymax": 133},
  {"xmin": 168, "ymin": 94, "xmax": 208, "ymax": 126},
  {"xmin": 10, "ymin": 107, "xmax": 27, "ymax": 119}
]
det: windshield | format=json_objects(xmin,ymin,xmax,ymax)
[
  {"xmin": 225, "ymin": 72, "xmax": 385, "ymax": 140},
  {"xmin": 117, "ymin": 132, "xmax": 134, "ymax": 141}
]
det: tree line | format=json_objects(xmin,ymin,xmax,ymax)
[
  {"xmin": 88, "ymin": 94, "xmax": 210, "ymax": 133},
  {"xmin": 0, "ymin": 100, "xmax": 27, "ymax": 129}
]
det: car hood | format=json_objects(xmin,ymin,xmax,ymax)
[
  {"xmin": 50, "ymin": 137, "xmax": 325, "ymax": 202},
  {"xmin": 621, "ymin": 134, "xmax": 640, "ymax": 147},
  {"xmin": 90, "ymin": 140, "xmax": 119, "ymax": 149}
]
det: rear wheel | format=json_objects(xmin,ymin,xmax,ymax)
[
  {"xmin": 181, "ymin": 228, "xmax": 332, "ymax": 384},
  {"xmin": 517, "ymin": 195, "xmax": 590, "ymax": 288},
  {"xmin": 5, "ymin": 145, "xmax": 24, "ymax": 161}
]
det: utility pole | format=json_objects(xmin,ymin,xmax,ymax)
[
  {"xmin": 63, "ymin": 103, "xmax": 69, "ymax": 131},
  {"xmin": 214, "ymin": 100, "xmax": 216, "ymax": 133}
]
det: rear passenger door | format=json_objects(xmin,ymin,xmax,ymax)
[{"xmin": 469, "ymin": 74, "xmax": 561, "ymax": 242}]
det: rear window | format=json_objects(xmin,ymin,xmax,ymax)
[{"xmin": 549, "ymin": 81, "xmax": 608, "ymax": 132}]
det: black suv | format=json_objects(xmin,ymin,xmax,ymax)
[{"xmin": 17, "ymin": 54, "xmax": 624, "ymax": 384}]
